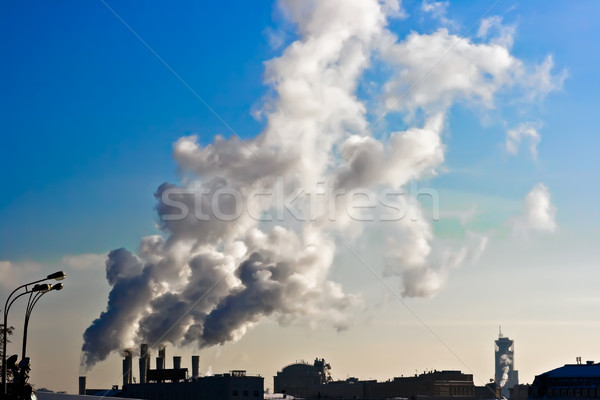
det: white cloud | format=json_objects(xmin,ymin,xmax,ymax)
[
  {"xmin": 523, "ymin": 54, "xmax": 568, "ymax": 101},
  {"xmin": 421, "ymin": 0, "xmax": 448, "ymax": 18},
  {"xmin": 421, "ymin": 0, "xmax": 456, "ymax": 29},
  {"xmin": 439, "ymin": 203, "xmax": 479, "ymax": 226},
  {"xmin": 0, "ymin": 260, "xmax": 42, "ymax": 291},
  {"xmin": 0, "ymin": 253, "xmax": 107, "ymax": 293},
  {"xmin": 380, "ymin": 0, "xmax": 407, "ymax": 19},
  {"xmin": 263, "ymin": 27, "xmax": 286, "ymax": 51},
  {"xmin": 381, "ymin": 27, "xmax": 566, "ymax": 116},
  {"xmin": 513, "ymin": 183, "xmax": 557, "ymax": 235},
  {"xmin": 382, "ymin": 28, "xmax": 520, "ymax": 114},
  {"xmin": 60, "ymin": 253, "xmax": 106, "ymax": 271},
  {"xmin": 477, "ymin": 15, "xmax": 516, "ymax": 48},
  {"xmin": 506, "ymin": 122, "xmax": 542, "ymax": 160}
]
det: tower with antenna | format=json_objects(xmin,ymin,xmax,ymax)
[{"xmin": 495, "ymin": 327, "xmax": 519, "ymax": 398}]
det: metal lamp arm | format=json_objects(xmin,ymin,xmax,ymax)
[
  {"xmin": 3, "ymin": 272, "xmax": 64, "ymax": 396},
  {"xmin": 26, "ymin": 292, "xmax": 45, "ymax": 317},
  {"xmin": 6, "ymin": 291, "xmax": 34, "ymax": 320},
  {"xmin": 3, "ymin": 279, "xmax": 45, "ymax": 318},
  {"xmin": 3, "ymin": 283, "xmax": 42, "ymax": 397},
  {"xmin": 22, "ymin": 291, "xmax": 47, "ymax": 360}
]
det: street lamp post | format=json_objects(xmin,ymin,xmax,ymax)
[
  {"xmin": 2, "ymin": 271, "xmax": 65, "ymax": 398},
  {"xmin": 21, "ymin": 283, "xmax": 63, "ymax": 360}
]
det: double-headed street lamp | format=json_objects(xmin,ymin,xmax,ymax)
[
  {"xmin": 2, "ymin": 271, "xmax": 66, "ymax": 398},
  {"xmin": 21, "ymin": 283, "xmax": 63, "ymax": 360}
]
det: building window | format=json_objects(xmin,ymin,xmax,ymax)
[
  {"xmin": 243, "ymin": 390, "xmax": 249, "ymax": 396},
  {"xmin": 233, "ymin": 390, "xmax": 238, "ymax": 396}
]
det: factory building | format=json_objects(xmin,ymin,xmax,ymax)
[
  {"xmin": 273, "ymin": 358, "xmax": 331, "ymax": 396},
  {"xmin": 80, "ymin": 344, "xmax": 263, "ymax": 400},
  {"xmin": 274, "ymin": 358, "xmax": 477, "ymax": 399},
  {"xmin": 508, "ymin": 384, "xmax": 529, "ymax": 400},
  {"xmin": 121, "ymin": 370, "xmax": 263, "ymax": 400},
  {"xmin": 530, "ymin": 360, "xmax": 600, "ymax": 399},
  {"xmin": 473, "ymin": 382, "xmax": 501, "ymax": 399},
  {"xmin": 495, "ymin": 327, "xmax": 518, "ymax": 398}
]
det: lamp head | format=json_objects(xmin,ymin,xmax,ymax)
[
  {"xmin": 47, "ymin": 271, "xmax": 66, "ymax": 281},
  {"xmin": 32, "ymin": 283, "xmax": 51, "ymax": 293},
  {"xmin": 51, "ymin": 283, "xmax": 64, "ymax": 291}
]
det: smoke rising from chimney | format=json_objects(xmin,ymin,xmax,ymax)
[{"xmin": 80, "ymin": 0, "xmax": 565, "ymax": 369}]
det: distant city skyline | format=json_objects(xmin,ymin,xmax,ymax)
[{"xmin": 1, "ymin": 0, "xmax": 599, "ymax": 395}]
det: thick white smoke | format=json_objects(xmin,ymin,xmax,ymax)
[
  {"xmin": 499, "ymin": 353, "xmax": 513, "ymax": 388},
  {"xmin": 81, "ymin": 0, "xmax": 565, "ymax": 368}
]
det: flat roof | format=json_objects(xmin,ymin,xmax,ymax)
[{"xmin": 542, "ymin": 364, "xmax": 600, "ymax": 379}]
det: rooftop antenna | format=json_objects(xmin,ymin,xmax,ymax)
[{"xmin": 499, "ymin": 325, "xmax": 503, "ymax": 338}]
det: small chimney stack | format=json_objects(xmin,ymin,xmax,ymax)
[
  {"xmin": 123, "ymin": 352, "xmax": 133, "ymax": 387},
  {"xmin": 173, "ymin": 356, "xmax": 181, "ymax": 370},
  {"xmin": 79, "ymin": 376, "xmax": 86, "ymax": 395},
  {"xmin": 192, "ymin": 355, "xmax": 200, "ymax": 379},
  {"xmin": 139, "ymin": 344, "xmax": 150, "ymax": 384}
]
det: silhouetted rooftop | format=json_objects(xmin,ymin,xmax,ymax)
[{"xmin": 541, "ymin": 363, "xmax": 600, "ymax": 378}]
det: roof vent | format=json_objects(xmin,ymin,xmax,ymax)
[{"xmin": 587, "ymin": 361, "xmax": 594, "ymax": 365}]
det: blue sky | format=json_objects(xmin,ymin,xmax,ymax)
[
  {"xmin": 1, "ymin": 0, "xmax": 600, "ymax": 394},
  {"xmin": 1, "ymin": 0, "xmax": 275, "ymax": 258}
]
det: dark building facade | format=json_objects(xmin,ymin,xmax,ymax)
[
  {"xmin": 508, "ymin": 384, "xmax": 529, "ymax": 400},
  {"xmin": 274, "ymin": 359, "xmax": 476, "ymax": 399},
  {"xmin": 531, "ymin": 361, "xmax": 600, "ymax": 399},
  {"xmin": 473, "ymin": 382, "xmax": 500, "ymax": 399},
  {"xmin": 121, "ymin": 371, "xmax": 264, "ymax": 400},
  {"xmin": 274, "ymin": 358, "xmax": 331, "ymax": 396},
  {"xmin": 362, "ymin": 370, "xmax": 475, "ymax": 399}
]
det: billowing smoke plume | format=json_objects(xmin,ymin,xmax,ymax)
[
  {"xmin": 81, "ymin": 0, "xmax": 565, "ymax": 368},
  {"xmin": 499, "ymin": 353, "xmax": 513, "ymax": 388}
]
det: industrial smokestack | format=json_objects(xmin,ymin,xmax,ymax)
[
  {"xmin": 79, "ymin": 376, "xmax": 86, "ymax": 395},
  {"xmin": 173, "ymin": 356, "xmax": 181, "ymax": 370},
  {"xmin": 122, "ymin": 352, "xmax": 133, "ymax": 387},
  {"xmin": 156, "ymin": 357, "xmax": 164, "ymax": 370},
  {"xmin": 123, "ymin": 359, "xmax": 131, "ymax": 386},
  {"xmin": 158, "ymin": 346, "xmax": 166, "ymax": 368},
  {"xmin": 192, "ymin": 355, "xmax": 200, "ymax": 379},
  {"xmin": 138, "ymin": 358, "xmax": 146, "ymax": 384},
  {"xmin": 139, "ymin": 344, "xmax": 149, "ymax": 384}
]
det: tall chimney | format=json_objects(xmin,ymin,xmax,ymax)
[
  {"xmin": 123, "ymin": 353, "xmax": 133, "ymax": 387},
  {"xmin": 138, "ymin": 358, "xmax": 146, "ymax": 384},
  {"xmin": 139, "ymin": 344, "xmax": 149, "ymax": 384},
  {"xmin": 79, "ymin": 376, "xmax": 86, "ymax": 395},
  {"xmin": 156, "ymin": 357, "xmax": 164, "ymax": 370},
  {"xmin": 192, "ymin": 355, "xmax": 200, "ymax": 379},
  {"xmin": 159, "ymin": 346, "xmax": 166, "ymax": 367},
  {"xmin": 173, "ymin": 356, "xmax": 181, "ymax": 370}
]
